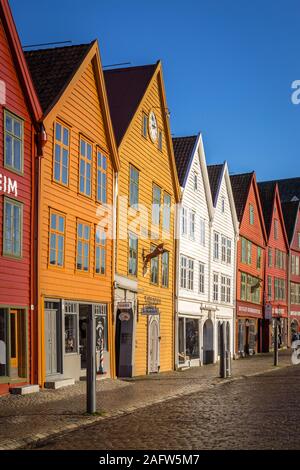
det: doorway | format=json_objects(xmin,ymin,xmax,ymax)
[
  {"xmin": 148, "ymin": 316, "xmax": 159, "ymax": 373},
  {"xmin": 79, "ymin": 305, "xmax": 89, "ymax": 370},
  {"xmin": 10, "ymin": 310, "xmax": 18, "ymax": 371},
  {"xmin": 115, "ymin": 308, "xmax": 134, "ymax": 377},
  {"xmin": 45, "ymin": 308, "xmax": 58, "ymax": 376},
  {"xmin": 203, "ymin": 319, "xmax": 214, "ymax": 364}
]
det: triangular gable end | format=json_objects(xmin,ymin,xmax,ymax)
[
  {"xmin": 240, "ymin": 173, "xmax": 268, "ymax": 245},
  {"xmin": 272, "ymin": 184, "xmax": 289, "ymax": 250},
  {"xmin": 215, "ymin": 163, "xmax": 239, "ymax": 236}
]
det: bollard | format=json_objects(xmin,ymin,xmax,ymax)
[
  {"xmin": 219, "ymin": 322, "xmax": 226, "ymax": 378},
  {"xmin": 87, "ymin": 306, "xmax": 96, "ymax": 414}
]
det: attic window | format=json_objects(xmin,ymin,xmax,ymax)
[
  {"xmin": 193, "ymin": 172, "xmax": 198, "ymax": 191},
  {"xmin": 221, "ymin": 197, "xmax": 225, "ymax": 213},
  {"xmin": 249, "ymin": 204, "xmax": 254, "ymax": 225},
  {"xmin": 142, "ymin": 113, "xmax": 148, "ymax": 138},
  {"xmin": 158, "ymin": 129, "xmax": 163, "ymax": 151}
]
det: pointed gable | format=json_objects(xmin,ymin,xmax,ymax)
[
  {"xmin": 262, "ymin": 177, "xmax": 300, "ymax": 203},
  {"xmin": 207, "ymin": 164, "xmax": 224, "ymax": 206},
  {"xmin": 172, "ymin": 135, "xmax": 198, "ymax": 187},
  {"xmin": 257, "ymin": 181, "xmax": 277, "ymax": 236},
  {"xmin": 281, "ymin": 201, "xmax": 300, "ymax": 245}
]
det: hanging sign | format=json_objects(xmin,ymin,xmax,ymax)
[
  {"xmin": 117, "ymin": 301, "xmax": 132, "ymax": 310},
  {"xmin": 119, "ymin": 311, "xmax": 131, "ymax": 322}
]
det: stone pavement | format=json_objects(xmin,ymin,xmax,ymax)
[{"xmin": 0, "ymin": 350, "xmax": 293, "ymax": 450}]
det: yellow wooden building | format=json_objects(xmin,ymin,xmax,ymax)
[
  {"xmin": 104, "ymin": 62, "xmax": 180, "ymax": 377},
  {"xmin": 25, "ymin": 41, "xmax": 119, "ymax": 386}
]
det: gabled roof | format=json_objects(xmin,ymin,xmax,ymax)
[
  {"xmin": 172, "ymin": 135, "xmax": 198, "ymax": 187},
  {"xmin": 207, "ymin": 164, "xmax": 224, "ymax": 206},
  {"xmin": 281, "ymin": 200, "xmax": 300, "ymax": 245},
  {"xmin": 104, "ymin": 64, "xmax": 157, "ymax": 146},
  {"xmin": 25, "ymin": 42, "xmax": 93, "ymax": 116},
  {"xmin": 0, "ymin": 0, "xmax": 42, "ymax": 123},
  {"xmin": 257, "ymin": 181, "xmax": 277, "ymax": 235},
  {"xmin": 263, "ymin": 177, "xmax": 300, "ymax": 203},
  {"xmin": 230, "ymin": 172, "xmax": 253, "ymax": 222}
]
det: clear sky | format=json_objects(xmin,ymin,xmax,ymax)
[{"xmin": 9, "ymin": 0, "xmax": 300, "ymax": 181}]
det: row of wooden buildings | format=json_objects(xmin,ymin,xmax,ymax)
[{"xmin": 0, "ymin": 0, "xmax": 300, "ymax": 394}]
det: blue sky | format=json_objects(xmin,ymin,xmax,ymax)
[{"xmin": 10, "ymin": 0, "xmax": 300, "ymax": 180}]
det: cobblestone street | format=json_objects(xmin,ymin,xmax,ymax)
[{"xmin": 38, "ymin": 364, "xmax": 300, "ymax": 450}]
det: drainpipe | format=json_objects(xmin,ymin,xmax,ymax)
[
  {"xmin": 174, "ymin": 200, "xmax": 180, "ymax": 370},
  {"xmin": 232, "ymin": 232, "xmax": 238, "ymax": 358},
  {"xmin": 287, "ymin": 249, "xmax": 291, "ymax": 347}
]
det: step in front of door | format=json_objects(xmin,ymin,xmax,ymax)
[
  {"xmin": 44, "ymin": 378, "xmax": 75, "ymax": 390},
  {"xmin": 9, "ymin": 384, "xmax": 40, "ymax": 395}
]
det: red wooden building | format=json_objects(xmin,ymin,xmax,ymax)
[
  {"xmin": 0, "ymin": 0, "xmax": 42, "ymax": 394},
  {"xmin": 282, "ymin": 201, "xmax": 300, "ymax": 340},
  {"xmin": 258, "ymin": 181, "xmax": 289, "ymax": 351},
  {"xmin": 231, "ymin": 172, "xmax": 267, "ymax": 356}
]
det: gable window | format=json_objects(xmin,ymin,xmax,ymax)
[
  {"xmin": 214, "ymin": 232, "xmax": 220, "ymax": 260},
  {"xmin": 181, "ymin": 207, "xmax": 188, "ymax": 236},
  {"xmin": 142, "ymin": 113, "xmax": 148, "ymax": 138},
  {"xmin": 79, "ymin": 138, "xmax": 92, "ymax": 197},
  {"xmin": 129, "ymin": 165, "xmax": 139, "ymax": 207},
  {"xmin": 193, "ymin": 172, "xmax": 198, "ymax": 191},
  {"xmin": 200, "ymin": 218, "xmax": 205, "ymax": 246},
  {"xmin": 221, "ymin": 197, "xmax": 225, "ymax": 213},
  {"xmin": 3, "ymin": 197, "xmax": 23, "ymax": 258},
  {"xmin": 76, "ymin": 221, "xmax": 90, "ymax": 272},
  {"xmin": 54, "ymin": 122, "xmax": 69, "ymax": 185},
  {"xmin": 97, "ymin": 151, "xmax": 107, "ymax": 204},
  {"xmin": 152, "ymin": 184, "xmax": 161, "ymax": 226},
  {"xmin": 213, "ymin": 273, "xmax": 219, "ymax": 301},
  {"xmin": 95, "ymin": 227, "xmax": 106, "ymax": 275},
  {"xmin": 128, "ymin": 232, "xmax": 138, "ymax": 277},
  {"xmin": 199, "ymin": 262, "xmax": 205, "ymax": 294},
  {"xmin": 4, "ymin": 110, "xmax": 24, "ymax": 174},
  {"xmin": 274, "ymin": 219, "xmax": 278, "ymax": 240},
  {"xmin": 268, "ymin": 247, "xmax": 273, "ymax": 267},
  {"xmin": 150, "ymin": 245, "xmax": 159, "ymax": 285},
  {"xmin": 257, "ymin": 246, "xmax": 262, "ymax": 269},
  {"xmin": 158, "ymin": 129, "xmax": 163, "ymax": 151},
  {"xmin": 161, "ymin": 251, "xmax": 169, "ymax": 288},
  {"xmin": 189, "ymin": 210, "xmax": 196, "ymax": 240},
  {"xmin": 49, "ymin": 210, "xmax": 65, "ymax": 267},
  {"xmin": 249, "ymin": 204, "xmax": 254, "ymax": 225},
  {"xmin": 162, "ymin": 192, "xmax": 171, "ymax": 232}
]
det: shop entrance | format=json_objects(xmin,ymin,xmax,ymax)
[
  {"xmin": 79, "ymin": 304, "xmax": 88, "ymax": 370},
  {"xmin": 148, "ymin": 316, "xmax": 160, "ymax": 373},
  {"xmin": 203, "ymin": 319, "xmax": 214, "ymax": 364},
  {"xmin": 45, "ymin": 308, "xmax": 58, "ymax": 376},
  {"xmin": 115, "ymin": 308, "xmax": 134, "ymax": 377},
  {"xmin": 9, "ymin": 309, "xmax": 27, "ymax": 379}
]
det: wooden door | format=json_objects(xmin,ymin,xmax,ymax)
[
  {"xmin": 148, "ymin": 316, "xmax": 159, "ymax": 373},
  {"xmin": 45, "ymin": 309, "xmax": 58, "ymax": 376},
  {"xmin": 10, "ymin": 310, "xmax": 18, "ymax": 369}
]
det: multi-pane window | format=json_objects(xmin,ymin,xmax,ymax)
[
  {"xmin": 274, "ymin": 278, "xmax": 286, "ymax": 301},
  {"xmin": 267, "ymin": 275, "xmax": 272, "ymax": 300},
  {"xmin": 221, "ymin": 275, "xmax": 226, "ymax": 302},
  {"xmin": 97, "ymin": 151, "xmax": 107, "ymax": 203},
  {"xmin": 268, "ymin": 247, "xmax": 273, "ymax": 267},
  {"xmin": 199, "ymin": 262, "xmax": 205, "ymax": 294},
  {"xmin": 180, "ymin": 256, "xmax": 194, "ymax": 290},
  {"xmin": 162, "ymin": 193, "xmax": 171, "ymax": 232},
  {"xmin": 213, "ymin": 273, "xmax": 219, "ymax": 301},
  {"xmin": 221, "ymin": 275, "xmax": 231, "ymax": 303},
  {"xmin": 214, "ymin": 232, "xmax": 219, "ymax": 260},
  {"xmin": 275, "ymin": 249, "xmax": 286, "ymax": 270},
  {"xmin": 241, "ymin": 273, "xmax": 247, "ymax": 300},
  {"xmin": 221, "ymin": 236, "xmax": 226, "ymax": 263},
  {"xmin": 188, "ymin": 259, "xmax": 194, "ymax": 291},
  {"xmin": 76, "ymin": 222, "xmax": 90, "ymax": 271},
  {"xmin": 142, "ymin": 113, "xmax": 147, "ymax": 138},
  {"xmin": 95, "ymin": 227, "xmax": 106, "ymax": 275},
  {"xmin": 161, "ymin": 251, "xmax": 169, "ymax": 288},
  {"xmin": 150, "ymin": 245, "xmax": 159, "ymax": 285},
  {"xmin": 79, "ymin": 138, "xmax": 92, "ymax": 197},
  {"xmin": 226, "ymin": 277, "xmax": 231, "ymax": 303},
  {"xmin": 181, "ymin": 207, "xmax": 188, "ymax": 236},
  {"xmin": 240, "ymin": 273, "xmax": 261, "ymax": 304},
  {"xmin": 158, "ymin": 129, "xmax": 163, "ymax": 151},
  {"xmin": 189, "ymin": 210, "xmax": 196, "ymax": 239},
  {"xmin": 3, "ymin": 198, "xmax": 22, "ymax": 257},
  {"xmin": 64, "ymin": 302, "xmax": 78, "ymax": 354},
  {"xmin": 152, "ymin": 185, "xmax": 161, "ymax": 226},
  {"xmin": 180, "ymin": 256, "xmax": 187, "ymax": 289},
  {"xmin": 292, "ymin": 255, "xmax": 300, "ymax": 276},
  {"xmin": 129, "ymin": 165, "xmax": 139, "ymax": 207},
  {"xmin": 227, "ymin": 239, "xmax": 232, "ymax": 264},
  {"xmin": 54, "ymin": 122, "xmax": 69, "ymax": 185},
  {"xmin": 128, "ymin": 232, "xmax": 138, "ymax": 276},
  {"xmin": 249, "ymin": 204, "xmax": 254, "ymax": 225},
  {"xmin": 291, "ymin": 283, "xmax": 300, "ymax": 305},
  {"xmin": 274, "ymin": 219, "xmax": 278, "ymax": 240},
  {"xmin": 193, "ymin": 172, "xmax": 198, "ymax": 191},
  {"xmin": 4, "ymin": 110, "xmax": 23, "ymax": 173},
  {"xmin": 49, "ymin": 211, "xmax": 65, "ymax": 267},
  {"xmin": 241, "ymin": 237, "xmax": 251, "ymax": 265},
  {"xmin": 257, "ymin": 247, "xmax": 262, "ymax": 269},
  {"xmin": 200, "ymin": 218, "xmax": 205, "ymax": 246}
]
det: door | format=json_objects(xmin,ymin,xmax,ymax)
[
  {"xmin": 203, "ymin": 319, "xmax": 214, "ymax": 364},
  {"xmin": 45, "ymin": 309, "xmax": 58, "ymax": 376},
  {"xmin": 148, "ymin": 316, "xmax": 159, "ymax": 373},
  {"xmin": 10, "ymin": 310, "xmax": 18, "ymax": 370}
]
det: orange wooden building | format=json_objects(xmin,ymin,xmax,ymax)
[
  {"xmin": 25, "ymin": 41, "xmax": 119, "ymax": 386},
  {"xmin": 0, "ymin": 0, "xmax": 42, "ymax": 394},
  {"xmin": 231, "ymin": 172, "xmax": 267, "ymax": 356}
]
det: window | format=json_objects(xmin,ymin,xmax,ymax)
[
  {"xmin": 291, "ymin": 283, "xmax": 300, "ymax": 305},
  {"xmin": 226, "ymin": 277, "xmax": 231, "ymax": 303},
  {"xmin": 54, "ymin": 122, "xmax": 69, "ymax": 185},
  {"xmin": 221, "ymin": 275, "xmax": 226, "ymax": 302},
  {"xmin": 128, "ymin": 233, "xmax": 138, "ymax": 276},
  {"xmin": 189, "ymin": 210, "xmax": 196, "ymax": 239},
  {"xmin": 257, "ymin": 247, "xmax": 262, "ymax": 269},
  {"xmin": 274, "ymin": 219, "xmax": 278, "ymax": 240},
  {"xmin": 3, "ymin": 198, "xmax": 22, "ymax": 257},
  {"xmin": 180, "ymin": 256, "xmax": 194, "ymax": 290},
  {"xmin": 249, "ymin": 204, "xmax": 254, "ymax": 225},
  {"xmin": 180, "ymin": 256, "xmax": 187, "ymax": 289},
  {"xmin": 97, "ymin": 151, "xmax": 107, "ymax": 203},
  {"xmin": 213, "ymin": 273, "xmax": 219, "ymax": 301},
  {"xmin": 221, "ymin": 236, "xmax": 226, "ymax": 263},
  {"xmin": 4, "ymin": 110, "xmax": 23, "ymax": 174},
  {"xmin": 199, "ymin": 262, "xmax": 205, "ymax": 294},
  {"xmin": 221, "ymin": 197, "xmax": 225, "ymax": 213},
  {"xmin": 95, "ymin": 227, "xmax": 106, "ymax": 275},
  {"xmin": 241, "ymin": 237, "xmax": 251, "ymax": 265},
  {"xmin": 193, "ymin": 172, "xmax": 198, "ymax": 191},
  {"xmin": 214, "ymin": 232, "xmax": 219, "ymax": 260},
  {"xmin": 76, "ymin": 222, "xmax": 90, "ymax": 271},
  {"xmin": 298, "ymin": 233, "xmax": 300, "ymax": 248},
  {"xmin": 268, "ymin": 276, "xmax": 272, "ymax": 300},
  {"xmin": 274, "ymin": 278, "xmax": 286, "ymax": 301},
  {"xmin": 79, "ymin": 138, "xmax": 92, "ymax": 197},
  {"xmin": 129, "ymin": 165, "xmax": 139, "ymax": 207},
  {"xmin": 161, "ymin": 251, "xmax": 169, "ymax": 288},
  {"xmin": 158, "ymin": 129, "xmax": 163, "ymax": 151},
  {"xmin": 150, "ymin": 245, "xmax": 159, "ymax": 285},
  {"xmin": 49, "ymin": 211, "xmax": 65, "ymax": 267},
  {"xmin": 142, "ymin": 113, "xmax": 147, "ymax": 138},
  {"xmin": 200, "ymin": 218, "xmax": 205, "ymax": 246},
  {"xmin": 187, "ymin": 258, "xmax": 194, "ymax": 291},
  {"xmin": 152, "ymin": 185, "xmax": 161, "ymax": 226},
  {"xmin": 268, "ymin": 247, "xmax": 273, "ymax": 267},
  {"xmin": 275, "ymin": 249, "xmax": 286, "ymax": 270},
  {"xmin": 227, "ymin": 239, "xmax": 232, "ymax": 264},
  {"xmin": 64, "ymin": 302, "xmax": 78, "ymax": 354},
  {"xmin": 247, "ymin": 240, "xmax": 252, "ymax": 265},
  {"xmin": 240, "ymin": 272, "xmax": 261, "ymax": 303},
  {"xmin": 181, "ymin": 207, "xmax": 188, "ymax": 236},
  {"xmin": 162, "ymin": 193, "xmax": 171, "ymax": 232}
]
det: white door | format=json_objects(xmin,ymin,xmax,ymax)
[
  {"xmin": 45, "ymin": 309, "xmax": 58, "ymax": 376},
  {"xmin": 148, "ymin": 316, "xmax": 160, "ymax": 373}
]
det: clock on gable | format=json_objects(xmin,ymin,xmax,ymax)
[{"xmin": 148, "ymin": 110, "xmax": 158, "ymax": 143}]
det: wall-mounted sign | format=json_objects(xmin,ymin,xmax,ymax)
[
  {"xmin": 119, "ymin": 311, "xmax": 131, "ymax": 322},
  {"xmin": 238, "ymin": 305, "xmax": 261, "ymax": 316},
  {"xmin": 117, "ymin": 301, "xmax": 132, "ymax": 310},
  {"xmin": 0, "ymin": 173, "xmax": 18, "ymax": 197},
  {"xmin": 142, "ymin": 306, "xmax": 159, "ymax": 316},
  {"xmin": 144, "ymin": 296, "xmax": 161, "ymax": 306},
  {"xmin": 264, "ymin": 304, "xmax": 272, "ymax": 320}
]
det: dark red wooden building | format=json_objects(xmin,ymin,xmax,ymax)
[
  {"xmin": 231, "ymin": 172, "xmax": 267, "ymax": 356},
  {"xmin": 0, "ymin": 0, "xmax": 42, "ymax": 394},
  {"xmin": 258, "ymin": 181, "xmax": 289, "ymax": 351}
]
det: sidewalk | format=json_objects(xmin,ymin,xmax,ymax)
[{"xmin": 0, "ymin": 350, "xmax": 294, "ymax": 450}]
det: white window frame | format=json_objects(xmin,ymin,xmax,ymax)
[{"xmin": 199, "ymin": 262, "xmax": 205, "ymax": 294}]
